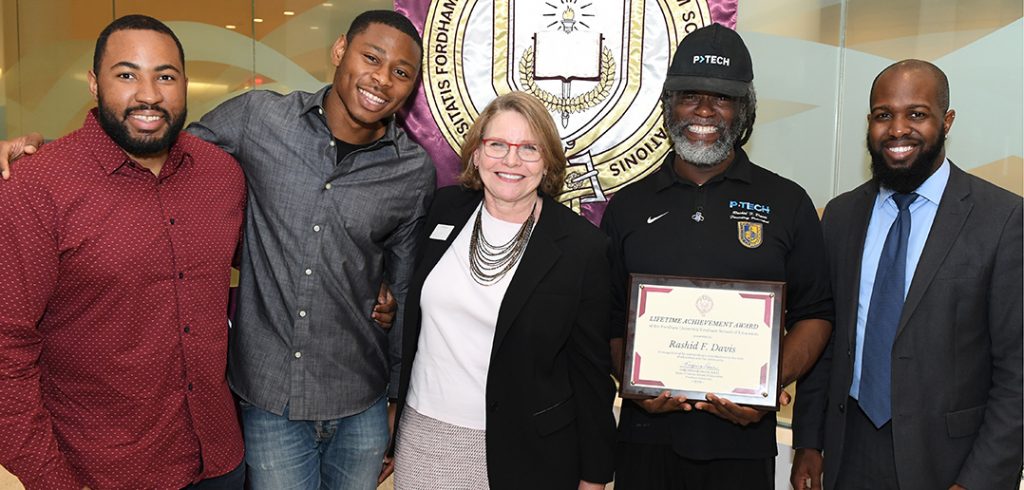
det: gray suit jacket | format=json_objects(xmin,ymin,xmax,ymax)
[{"xmin": 794, "ymin": 163, "xmax": 1023, "ymax": 489}]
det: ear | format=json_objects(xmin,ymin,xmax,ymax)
[
  {"xmin": 942, "ymin": 109, "xmax": 955, "ymax": 134},
  {"xmin": 331, "ymin": 35, "xmax": 348, "ymax": 67},
  {"xmin": 88, "ymin": 70, "xmax": 99, "ymax": 101}
]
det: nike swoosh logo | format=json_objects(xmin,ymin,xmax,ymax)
[{"xmin": 647, "ymin": 212, "xmax": 670, "ymax": 224}]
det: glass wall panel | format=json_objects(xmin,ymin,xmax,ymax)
[
  {"xmin": 738, "ymin": 0, "xmax": 844, "ymax": 209},
  {"xmin": 251, "ymin": 0, "xmax": 393, "ymax": 94},
  {"xmin": 113, "ymin": 0, "xmax": 257, "ymax": 121},
  {"xmin": 2, "ymin": 1, "xmax": 108, "ymax": 138},
  {"xmin": 837, "ymin": 0, "xmax": 1023, "ymax": 196},
  {"xmin": 0, "ymin": 2, "xmax": 9, "ymax": 139}
]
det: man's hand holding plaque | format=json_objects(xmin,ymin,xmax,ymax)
[
  {"xmin": 693, "ymin": 390, "xmax": 792, "ymax": 426},
  {"xmin": 634, "ymin": 391, "xmax": 693, "ymax": 414}
]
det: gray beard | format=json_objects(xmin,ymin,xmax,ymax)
[{"xmin": 667, "ymin": 119, "xmax": 737, "ymax": 167}]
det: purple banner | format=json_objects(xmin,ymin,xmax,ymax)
[
  {"xmin": 394, "ymin": 0, "xmax": 461, "ymax": 187},
  {"xmin": 395, "ymin": 0, "xmax": 739, "ymax": 224}
]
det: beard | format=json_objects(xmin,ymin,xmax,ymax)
[
  {"xmin": 666, "ymin": 116, "xmax": 740, "ymax": 168},
  {"xmin": 867, "ymin": 130, "xmax": 945, "ymax": 194},
  {"xmin": 96, "ymin": 95, "xmax": 186, "ymax": 158}
]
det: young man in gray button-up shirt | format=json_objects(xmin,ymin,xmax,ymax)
[{"xmin": 188, "ymin": 10, "xmax": 435, "ymax": 490}]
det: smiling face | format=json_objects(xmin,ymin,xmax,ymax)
[
  {"xmin": 89, "ymin": 28, "xmax": 187, "ymax": 161},
  {"xmin": 327, "ymin": 22, "xmax": 421, "ymax": 143},
  {"xmin": 867, "ymin": 66, "xmax": 955, "ymax": 192},
  {"xmin": 475, "ymin": 110, "xmax": 546, "ymax": 215},
  {"xmin": 665, "ymin": 91, "xmax": 740, "ymax": 168}
]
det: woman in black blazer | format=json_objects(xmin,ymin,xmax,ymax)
[{"xmin": 391, "ymin": 92, "xmax": 615, "ymax": 489}]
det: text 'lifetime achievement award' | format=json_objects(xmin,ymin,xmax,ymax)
[{"xmin": 621, "ymin": 274, "xmax": 785, "ymax": 409}]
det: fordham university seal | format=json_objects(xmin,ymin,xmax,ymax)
[{"xmin": 421, "ymin": 0, "xmax": 714, "ymax": 213}]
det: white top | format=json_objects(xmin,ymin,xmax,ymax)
[{"xmin": 407, "ymin": 203, "xmax": 530, "ymax": 429}]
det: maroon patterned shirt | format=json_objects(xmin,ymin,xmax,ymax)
[{"xmin": 0, "ymin": 110, "xmax": 246, "ymax": 489}]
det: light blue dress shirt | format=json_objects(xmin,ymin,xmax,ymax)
[{"xmin": 850, "ymin": 159, "xmax": 950, "ymax": 398}]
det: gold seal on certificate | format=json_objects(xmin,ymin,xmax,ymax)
[{"xmin": 621, "ymin": 274, "xmax": 785, "ymax": 409}]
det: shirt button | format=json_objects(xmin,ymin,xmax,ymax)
[
  {"xmin": 318, "ymin": 108, "xmax": 324, "ymax": 115},
  {"xmin": 184, "ymin": 325, "xmax": 190, "ymax": 334},
  {"xmin": 325, "ymin": 183, "xmax": 332, "ymax": 190},
  {"xmin": 294, "ymin": 351, "xmax": 302, "ymax": 359},
  {"xmin": 169, "ymin": 217, "xmax": 175, "ymax": 225},
  {"xmin": 304, "ymin": 268, "xmax": 312, "ymax": 276},
  {"xmin": 313, "ymin": 225, "xmax": 321, "ymax": 232},
  {"xmin": 299, "ymin": 310, "xmax": 307, "ymax": 318},
  {"xmin": 178, "ymin": 272, "xmax": 184, "ymax": 279},
  {"xmin": 187, "ymin": 383, "xmax": 193, "ymax": 391},
  {"xmin": 329, "ymin": 140, "xmax": 335, "ymax": 147}
]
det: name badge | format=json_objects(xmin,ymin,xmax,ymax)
[{"xmin": 429, "ymin": 224, "xmax": 455, "ymax": 241}]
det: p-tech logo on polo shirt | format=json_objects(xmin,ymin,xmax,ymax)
[{"xmin": 729, "ymin": 200, "xmax": 771, "ymax": 249}]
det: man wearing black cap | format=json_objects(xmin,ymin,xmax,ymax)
[{"xmin": 601, "ymin": 23, "xmax": 834, "ymax": 489}]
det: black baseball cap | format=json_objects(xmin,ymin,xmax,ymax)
[{"xmin": 663, "ymin": 23, "xmax": 753, "ymax": 97}]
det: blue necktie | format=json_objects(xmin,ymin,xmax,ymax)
[{"xmin": 859, "ymin": 192, "xmax": 918, "ymax": 428}]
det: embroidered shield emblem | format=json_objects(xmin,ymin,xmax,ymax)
[{"xmin": 738, "ymin": 221, "xmax": 763, "ymax": 249}]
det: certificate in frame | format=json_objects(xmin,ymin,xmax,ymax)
[{"xmin": 621, "ymin": 274, "xmax": 785, "ymax": 410}]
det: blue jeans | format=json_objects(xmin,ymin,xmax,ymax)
[{"xmin": 240, "ymin": 397, "xmax": 389, "ymax": 490}]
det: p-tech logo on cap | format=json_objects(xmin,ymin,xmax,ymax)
[
  {"xmin": 692, "ymin": 55, "xmax": 731, "ymax": 66},
  {"xmin": 663, "ymin": 23, "xmax": 753, "ymax": 97}
]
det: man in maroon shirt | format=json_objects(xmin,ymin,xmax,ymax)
[{"xmin": 0, "ymin": 15, "xmax": 246, "ymax": 490}]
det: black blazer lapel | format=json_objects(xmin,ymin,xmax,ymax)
[
  {"xmin": 897, "ymin": 163, "xmax": 973, "ymax": 338},
  {"xmin": 839, "ymin": 184, "xmax": 877, "ymax": 347},
  {"xmin": 491, "ymin": 196, "xmax": 564, "ymax": 355},
  {"xmin": 410, "ymin": 190, "xmax": 482, "ymax": 289}
]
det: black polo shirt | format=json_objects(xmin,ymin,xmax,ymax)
[{"xmin": 601, "ymin": 148, "xmax": 833, "ymax": 460}]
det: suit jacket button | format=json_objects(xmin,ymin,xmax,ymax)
[
  {"xmin": 847, "ymin": 348, "xmax": 852, "ymax": 357},
  {"xmin": 838, "ymin": 402, "xmax": 845, "ymax": 413},
  {"xmin": 488, "ymin": 401, "xmax": 498, "ymax": 412}
]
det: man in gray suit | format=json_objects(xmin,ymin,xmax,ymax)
[{"xmin": 790, "ymin": 59, "xmax": 1022, "ymax": 489}]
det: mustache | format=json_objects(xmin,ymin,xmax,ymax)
[{"xmin": 122, "ymin": 104, "xmax": 170, "ymax": 120}]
